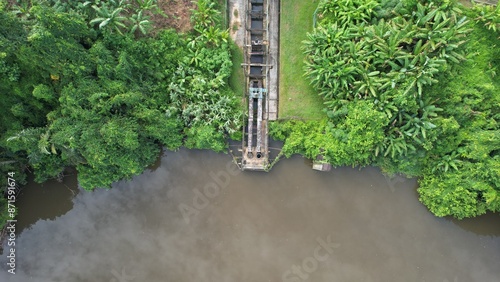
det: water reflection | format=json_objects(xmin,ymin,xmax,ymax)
[
  {"xmin": 448, "ymin": 213, "xmax": 500, "ymax": 236},
  {"xmin": 1, "ymin": 149, "xmax": 499, "ymax": 282},
  {"xmin": 14, "ymin": 168, "xmax": 79, "ymax": 232},
  {"xmin": 146, "ymin": 147, "xmax": 165, "ymax": 172}
]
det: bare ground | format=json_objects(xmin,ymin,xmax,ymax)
[{"xmin": 149, "ymin": 0, "xmax": 195, "ymax": 34}]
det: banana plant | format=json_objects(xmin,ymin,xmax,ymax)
[
  {"xmin": 129, "ymin": 10, "xmax": 152, "ymax": 35},
  {"xmin": 135, "ymin": 0, "xmax": 157, "ymax": 11},
  {"xmin": 90, "ymin": 4, "xmax": 128, "ymax": 34}
]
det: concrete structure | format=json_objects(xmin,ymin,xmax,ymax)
[
  {"xmin": 238, "ymin": 0, "xmax": 279, "ymax": 171},
  {"xmin": 267, "ymin": 0, "xmax": 279, "ymax": 120}
]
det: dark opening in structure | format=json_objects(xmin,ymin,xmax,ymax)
[
  {"xmin": 250, "ymin": 66, "xmax": 263, "ymax": 75},
  {"xmin": 251, "ymin": 55, "xmax": 264, "ymax": 63},
  {"xmin": 251, "ymin": 20, "xmax": 263, "ymax": 30}
]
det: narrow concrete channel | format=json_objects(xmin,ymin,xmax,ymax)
[{"xmin": 229, "ymin": 0, "xmax": 279, "ymax": 171}]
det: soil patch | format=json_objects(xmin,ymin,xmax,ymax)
[{"xmin": 149, "ymin": 0, "xmax": 195, "ymax": 34}]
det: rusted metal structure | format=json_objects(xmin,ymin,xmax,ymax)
[{"xmin": 240, "ymin": 0, "xmax": 273, "ymax": 170}]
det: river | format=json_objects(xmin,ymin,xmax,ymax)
[{"xmin": 1, "ymin": 148, "xmax": 499, "ymax": 281}]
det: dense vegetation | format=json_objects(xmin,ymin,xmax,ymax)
[
  {"xmin": 0, "ymin": 0, "xmax": 241, "ymax": 192},
  {"xmin": 1, "ymin": 0, "xmax": 497, "ymax": 223},
  {"xmin": 271, "ymin": 0, "xmax": 500, "ymax": 219}
]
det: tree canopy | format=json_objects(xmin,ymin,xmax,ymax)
[{"xmin": 1, "ymin": 0, "xmax": 241, "ymax": 189}]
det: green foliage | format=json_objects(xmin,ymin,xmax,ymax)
[
  {"xmin": 1, "ymin": 0, "xmax": 241, "ymax": 190},
  {"xmin": 1, "ymin": 6, "xmax": 55, "ymax": 185},
  {"xmin": 374, "ymin": 0, "xmax": 401, "ymax": 19},
  {"xmin": 270, "ymin": 119, "xmax": 330, "ymax": 160},
  {"xmin": 129, "ymin": 10, "xmax": 152, "ymax": 35},
  {"xmin": 0, "ymin": 197, "xmax": 10, "ymax": 225},
  {"xmin": 418, "ymin": 158, "xmax": 500, "ymax": 219},
  {"xmin": 75, "ymin": 140, "xmax": 159, "ymax": 189},
  {"xmin": 304, "ymin": 0, "xmax": 469, "ymax": 165},
  {"xmin": 32, "ymin": 84, "xmax": 56, "ymax": 102},
  {"xmin": 317, "ymin": 0, "xmax": 380, "ymax": 26},
  {"xmin": 68, "ymin": 0, "xmax": 160, "ymax": 37},
  {"xmin": 276, "ymin": 0, "xmax": 500, "ymax": 218},
  {"xmin": 169, "ymin": 1, "xmax": 241, "ymax": 138},
  {"xmin": 415, "ymin": 18, "xmax": 500, "ymax": 218},
  {"xmin": 90, "ymin": 2, "xmax": 128, "ymax": 35},
  {"xmin": 472, "ymin": 3, "xmax": 500, "ymax": 32},
  {"xmin": 271, "ymin": 101, "xmax": 388, "ymax": 166},
  {"xmin": 184, "ymin": 125, "xmax": 226, "ymax": 152},
  {"xmin": 42, "ymin": 78, "xmax": 184, "ymax": 189},
  {"xmin": 305, "ymin": 0, "xmax": 469, "ymax": 105},
  {"xmin": 228, "ymin": 40, "xmax": 245, "ymax": 98},
  {"xmin": 191, "ymin": 0, "xmax": 220, "ymax": 31}
]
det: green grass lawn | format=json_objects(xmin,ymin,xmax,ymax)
[
  {"xmin": 229, "ymin": 43, "xmax": 245, "ymax": 99},
  {"xmin": 279, "ymin": 0, "xmax": 324, "ymax": 119}
]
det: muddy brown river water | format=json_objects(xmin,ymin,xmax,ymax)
[{"xmin": 1, "ymin": 148, "xmax": 499, "ymax": 281}]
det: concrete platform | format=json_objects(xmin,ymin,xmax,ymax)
[
  {"xmin": 231, "ymin": 0, "xmax": 280, "ymax": 171},
  {"xmin": 267, "ymin": 0, "xmax": 279, "ymax": 121}
]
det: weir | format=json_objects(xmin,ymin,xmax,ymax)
[{"xmin": 240, "ymin": 0, "xmax": 278, "ymax": 171}]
